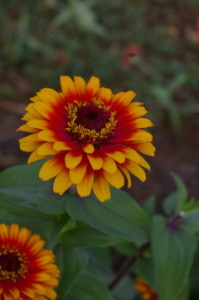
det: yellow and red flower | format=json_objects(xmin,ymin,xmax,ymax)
[
  {"xmin": 0, "ymin": 223, "xmax": 60, "ymax": 300},
  {"xmin": 134, "ymin": 277, "xmax": 158, "ymax": 300},
  {"xmin": 19, "ymin": 76, "xmax": 155, "ymax": 201}
]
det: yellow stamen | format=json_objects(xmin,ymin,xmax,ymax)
[{"xmin": 65, "ymin": 99, "xmax": 117, "ymax": 143}]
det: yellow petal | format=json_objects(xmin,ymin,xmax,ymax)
[
  {"xmin": 119, "ymin": 90, "xmax": 136, "ymax": 105},
  {"xmin": 138, "ymin": 155, "xmax": 151, "ymax": 170},
  {"xmin": 112, "ymin": 92, "xmax": 124, "ymax": 103},
  {"xmin": 65, "ymin": 151, "xmax": 83, "ymax": 169},
  {"xmin": 9, "ymin": 224, "xmax": 19, "ymax": 239},
  {"xmin": 35, "ymin": 273, "xmax": 52, "ymax": 282},
  {"xmin": 4, "ymin": 294, "xmax": 13, "ymax": 300},
  {"xmin": 27, "ymin": 119, "xmax": 49, "ymax": 130},
  {"xmin": 0, "ymin": 224, "xmax": 8, "ymax": 239},
  {"xmin": 131, "ymin": 130, "xmax": 153, "ymax": 142},
  {"xmin": 21, "ymin": 112, "xmax": 34, "ymax": 121},
  {"xmin": 33, "ymin": 102, "xmax": 53, "ymax": 119},
  {"xmin": 137, "ymin": 142, "xmax": 156, "ymax": 156},
  {"xmin": 37, "ymin": 142, "xmax": 57, "ymax": 156},
  {"xmin": 82, "ymin": 143, "xmax": 94, "ymax": 154},
  {"xmin": 30, "ymin": 95, "xmax": 40, "ymax": 102},
  {"xmin": 30, "ymin": 240, "xmax": 45, "ymax": 255},
  {"xmin": 92, "ymin": 181, "xmax": 107, "ymax": 202},
  {"xmin": 53, "ymin": 141, "xmax": 72, "ymax": 151},
  {"xmin": 87, "ymin": 154, "xmax": 103, "ymax": 170},
  {"xmin": 107, "ymin": 151, "xmax": 125, "ymax": 163},
  {"xmin": 25, "ymin": 103, "xmax": 42, "ymax": 118},
  {"xmin": 102, "ymin": 156, "xmax": 117, "ymax": 174},
  {"xmin": 129, "ymin": 105, "xmax": 147, "ymax": 117},
  {"xmin": 74, "ymin": 76, "xmax": 86, "ymax": 95},
  {"xmin": 18, "ymin": 227, "xmax": 30, "ymax": 244},
  {"xmin": 123, "ymin": 148, "xmax": 140, "ymax": 163},
  {"xmin": 9, "ymin": 288, "xmax": 20, "ymax": 299},
  {"xmin": 130, "ymin": 102, "xmax": 142, "ymax": 108},
  {"xmin": 98, "ymin": 87, "xmax": 112, "ymax": 101},
  {"xmin": 37, "ymin": 88, "xmax": 60, "ymax": 104},
  {"xmin": 32, "ymin": 284, "xmax": 46, "ymax": 295},
  {"xmin": 127, "ymin": 161, "xmax": 146, "ymax": 182},
  {"xmin": 69, "ymin": 163, "xmax": 87, "ymax": 184},
  {"xmin": 60, "ymin": 76, "xmax": 76, "ymax": 96},
  {"xmin": 19, "ymin": 133, "xmax": 38, "ymax": 143},
  {"xmin": 22, "ymin": 289, "xmax": 35, "ymax": 299},
  {"xmin": 45, "ymin": 288, "xmax": 57, "ymax": 300},
  {"xmin": 53, "ymin": 170, "xmax": 72, "ymax": 195},
  {"xmin": 28, "ymin": 151, "xmax": 46, "ymax": 163},
  {"xmin": 37, "ymin": 130, "xmax": 56, "ymax": 142},
  {"xmin": 17, "ymin": 124, "xmax": 36, "ymax": 133},
  {"xmin": 104, "ymin": 169, "xmax": 124, "ymax": 189},
  {"xmin": 76, "ymin": 172, "xmax": 94, "ymax": 197},
  {"xmin": 19, "ymin": 134, "xmax": 40, "ymax": 152},
  {"xmin": 97, "ymin": 177, "xmax": 111, "ymax": 200},
  {"xmin": 134, "ymin": 118, "xmax": 154, "ymax": 128},
  {"xmin": 86, "ymin": 76, "xmax": 100, "ymax": 95},
  {"xmin": 39, "ymin": 157, "xmax": 63, "ymax": 181},
  {"xmin": 120, "ymin": 167, "xmax": 132, "ymax": 188}
]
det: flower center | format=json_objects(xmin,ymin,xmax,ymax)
[
  {"xmin": 0, "ymin": 247, "xmax": 28, "ymax": 283},
  {"xmin": 66, "ymin": 99, "xmax": 117, "ymax": 143},
  {"xmin": 76, "ymin": 104, "xmax": 110, "ymax": 130}
]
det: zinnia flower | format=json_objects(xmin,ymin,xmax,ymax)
[
  {"xmin": 19, "ymin": 76, "xmax": 155, "ymax": 201},
  {"xmin": 134, "ymin": 277, "xmax": 158, "ymax": 300},
  {"xmin": 0, "ymin": 223, "xmax": 60, "ymax": 300}
]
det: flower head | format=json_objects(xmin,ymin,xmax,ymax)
[
  {"xmin": 0, "ymin": 223, "xmax": 60, "ymax": 300},
  {"xmin": 134, "ymin": 277, "xmax": 158, "ymax": 300},
  {"xmin": 19, "ymin": 76, "xmax": 155, "ymax": 201}
]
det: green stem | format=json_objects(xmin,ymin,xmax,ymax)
[{"xmin": 108, "ymin": 242, "xmax": 149, "ymax": 291}]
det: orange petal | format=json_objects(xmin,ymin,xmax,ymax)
[
  {"xmin": 60, "ymin": 76, "xmax": 76, "ymax": 97},
  {"xmin": 126, "ymin": 161, "xmax": 146, "ymax": 182},
  {"xmin": 65, "ymin": 151, "xmax": 83, "ymax": 169},
  {"xmin": 103, "ymin": 169, "xmax": 124, "ymax": 189},
  {"xmin": 74, "ymin": 76, "xmax": 86, "ymax": 95},
  {"xmin": 53, "ymin": 170, "xmax": 72, "ymax": 195},
  {"xmin": 87, "ymin": 154, "xmax": 103, "ymax": 170},
  {"xmin": 39, "ymin": 157, "xmax": 63, "ymax": 181},
  {"xmin": 69, "ymin": 162, "xmax": 87, "ymax": 184},
  {"xmin": 76, "ymin": 171, "xmax": 94, "ymax": 197},
  {"xmin": 86, "ymin": 76, "xmax": 100, "ymax": 96},
  {"xmin": 136, "ymin": 142, "xmax": 156, "ymax": 156}
]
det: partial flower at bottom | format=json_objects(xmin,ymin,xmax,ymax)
[
  {"xmin": 0, "ymin": 223, "xmax": 60, "ymax": 300},
  {"xmin": 134, "ymin": 277, "xmax": 158, "ymax": 300},
  {"xmin": 19, "ymin": 76, "xmax": 155, "ymax": 202}
]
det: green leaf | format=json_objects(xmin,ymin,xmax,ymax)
[
  {"xmin": 163, "ymin": 192, "xmax": 178, "ymax": 215},
  {"xmin": 163, "ymin": 173, "xmax": 188, "ymax": 215},
  {"xmin": 0, "ymin": 163, "xmax": 68, "ymax": 215},
  {"xmin": 69, "ymin": 0, "xmax": 105, "ymax": 35},
  {"xmin": 113, "ymin": 276, "xmax": 136, "ymax": 300},
  {"xmin": 168, "ymin": 108, "xmax": 181, "ymax": 133},
  {"xmin": 151, "ymin": 216, "xmax": 197, "ymax": 300},
  {"xmin": 67, "ymin": 272, "xmax": 113, "ymax": 300},
  {"xmin": 57, "ymin": 248, "xmax": 88, "ymax": 299},
  {"xmin": 114, "ymin": 241, "xmax": 136, "ymax": 257},
  {"xmin": 135, "ymin": 258, "xmax": 156, "ymax": 288},
  {"xmin": 61, "ymin": 222, "xmax": 120, "ymax": 248},
  {"xmin": 171, "ymin": 172, "xmax": 188, "ymax": 208},
  {"xmin": 65, "ymin": 189, "xmax": 150, "ymax": 243},
  {"xmin": 0, "ymin": 191, "xmax": 53, "ymax": 242},
  {"xmin": 169, "ymin": 73, "xmax": 187, "ymax": 92},
  {"xmin": 183, "ymin": 211, "xmax": 199, "ymax": 233},
  {"xmin": 143, "ymin": 196, "xmax": 156, "ymax": 216}
]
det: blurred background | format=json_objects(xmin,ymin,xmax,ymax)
[{"xmin": 0, "ymin": 0, "xmax": 199, "ymax": 202}]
